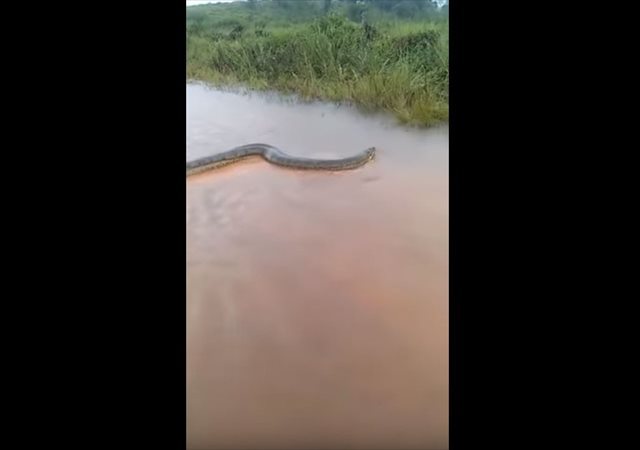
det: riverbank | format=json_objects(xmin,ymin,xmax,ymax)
[{"xmin": 187, "ymin": 12, "xmax": 448, "ymax": 127}]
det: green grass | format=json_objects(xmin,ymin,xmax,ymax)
[{"xmin": 187, "ymin": 1, "xmax": 449, "ymax": 127}]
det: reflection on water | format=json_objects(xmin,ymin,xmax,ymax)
[{"xmin": 187, "ymin": 83, "xmax": 449, "ymax": 450}]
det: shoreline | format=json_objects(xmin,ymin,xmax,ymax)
[{"xmin": 186, "ymin": 75, "xmax": 449, "ymax": 129}]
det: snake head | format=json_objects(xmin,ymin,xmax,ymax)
[{"xmin": 365, "ymin": 147, "xmax": 376, "ymax": 160}]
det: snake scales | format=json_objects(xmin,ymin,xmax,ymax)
[{"xmin": 186, "ymin": 143, "xmax": 376, "ymax": 176}]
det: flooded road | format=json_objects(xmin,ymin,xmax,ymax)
[{"xmin": 187, "ymin": 83, "xmax": 449, "ymax": 450}]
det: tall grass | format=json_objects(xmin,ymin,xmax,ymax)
[{"xmin": 187, "ymin": 6, "xmax": 448, "ymax": 126}]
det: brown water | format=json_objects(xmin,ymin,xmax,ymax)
[{"xmin": 187, "ymin": 83, "xmax": 449, "ymax": 450}]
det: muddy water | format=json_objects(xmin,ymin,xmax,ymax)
[{"xmin": 187, "ymin": 83, "xmax": 449, "ymax": 450}]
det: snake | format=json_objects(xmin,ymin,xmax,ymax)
[{"xmin": 186, "ymin": 143, "xmax": 376, "ymax": 176}]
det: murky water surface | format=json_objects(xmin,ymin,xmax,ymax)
[{"xmin": 187, "ymin": 83, "xmax": 449, "ymax": 450}]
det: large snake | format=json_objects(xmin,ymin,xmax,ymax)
[{"xmin": 186, "ymin": 143, "xmax": 376, "ymax": 176}]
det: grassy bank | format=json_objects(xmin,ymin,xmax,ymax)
[{"xmin": 187, "ymin": 1, "xmax": 449, "ymax": 127}]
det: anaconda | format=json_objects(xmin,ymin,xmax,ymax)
[{"xmin": 186, "ymin": 143, "xmax": 376, "ymax": 176}]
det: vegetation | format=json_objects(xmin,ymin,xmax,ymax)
[{"xmin": 187, "ymin": 0, "xmax": 448, "ymax": 126}]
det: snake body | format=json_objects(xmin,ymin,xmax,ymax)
[{"xmin": 186, "ymin": 143, "xmax": 375, "ymax": 176}]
